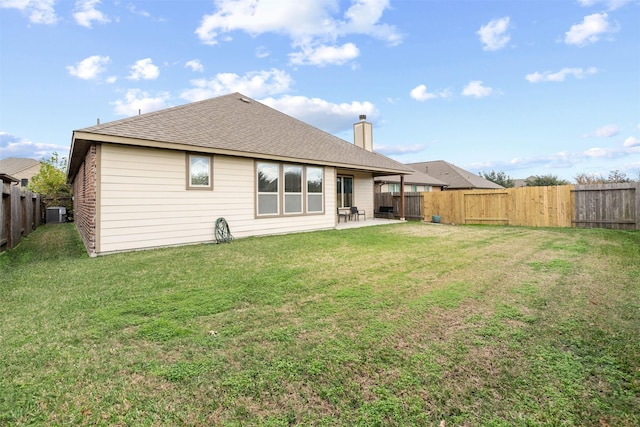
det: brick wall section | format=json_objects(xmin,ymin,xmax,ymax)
[{"xmin": 72, "ymin": 144, "xmax": 97, "ymax": 256}]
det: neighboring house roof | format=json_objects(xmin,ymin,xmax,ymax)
[
  {"xmin": 0, "ymin": 157, "xmax": 40, "ymax": 176},
  {"xmin": 406, "ymin": 160, "xmax": 504, "ymax": 189},
  {"xmin": 1, "ymin": 173, "xmax": 19, "ymax": 184},
  {"xmin": 374, "ymin": 169, "xmax": 448, "ymax": 187},
  {"xmin": 514, "ymin": 176, "xmax": 536, "ymax": 187},
  {"xmin": 68, "ymin": 92, "xmax": 412, "ymax": 180}
]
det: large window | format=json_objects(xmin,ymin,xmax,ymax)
[
  {"xmin": 187, "ymin": 154, "xmax": 213, "ymax": 190},
  {"xmin": 307, "ymin": 167, "xmax": 323, "ymax": 213},
  {"xmin": 256, "ymin": 163, "xmax": 324, "ymax": 216},
  {"xmin": 284, "ymin": 165, "xmax": 302, "ymax": 214},
  {"xmin": 257, "ymin": 162, "xmax": 279, "ymax": 215}
]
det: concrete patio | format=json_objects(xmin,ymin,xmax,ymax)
[{"xmin": 335, "ymin": 217, "xmax": 404, "ymax": 230}]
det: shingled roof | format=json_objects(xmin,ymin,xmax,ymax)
[
  {"xmin": 374, "ymin": 169, "xmax": 447, "ymax": 187},
  {"xmin": 406, "ymin": 160, "xmax": 503, "ymax": 189},
  {"xmin": 0, "ymin": 157, "xmax": 40, "ymax": 176},
  {"xmin": 69, "ymin": 93, "xmax": 411, "ymax": 179}
]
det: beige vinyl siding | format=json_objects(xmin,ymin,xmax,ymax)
[
  {"xmin": 98, "ymin": 144, "xmax": 336, "ymax": 254},
  {"xmin": 352, "ymin": 171, "xmax": 373, "ymax": 220}
]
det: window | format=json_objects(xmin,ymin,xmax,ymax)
[
  {"xmin": 388, "ymin": 183, "xmax": 400, "ymax": 193},
  {"xmin": 284, "ymin": 165, "xmax": 302, "ymax": 214},
  {"xmin": 187, "ymin": 154, "xmax": 213, "ymax": 190},
  {"xmin": 257, "ymin": 162, "xmax": 279, "ymax": 215},
  {"xmin": 337, "ymin": 175, "xmax": 353, "ymax": 208},
  {"xmin": 256, "ymin": 163, "xmax": 324, "ymax": 217},
  {"xmin": 307, "ymin": 167, "xmax": 323, "ymax": 213}
]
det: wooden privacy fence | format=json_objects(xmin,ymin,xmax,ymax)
[
  {"xmin": 1, "ymin": 174, "xmax": 42, "ymax": 253},
  {"xmin": 572, "ymin": 183, "xmax": 639, "ymax": 230},
  {"xmin": 375, "ymin": 192, "xmax": 423, "ymax": 220},
  {"xmin": 423, "ymin": 186, "xmax": 574, "ymax": 227},
  {"xmin": 423, "ymin": 184, "xmax": 639, "ymax": 229}
]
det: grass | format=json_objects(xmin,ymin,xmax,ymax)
[{"xmin": 1, "ymin": 222, "xmax": 639, "ymax": 426}]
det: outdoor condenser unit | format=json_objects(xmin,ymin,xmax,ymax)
[{"xmin": 46, "ymin": 207, "xmax": 66, "ymax": 224}]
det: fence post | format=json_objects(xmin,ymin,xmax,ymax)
[{"xmin": 635, "ymin": 183, "xmax": 640, "ymax": 230}]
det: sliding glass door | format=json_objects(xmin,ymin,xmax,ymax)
[{"xmin": 336, "ymin": 175, "xmax": 353, "ymax": 208}]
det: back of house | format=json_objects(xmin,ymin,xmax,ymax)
[{"xmin": 67, "ymin": 93, "xmax": 411, "ymax": 256}]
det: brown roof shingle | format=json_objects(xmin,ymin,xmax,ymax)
[
  {"xmin": 406, "ymin": 160, "xmax": 503, "ymax": 189},
  {"xmin": 0, "ymin": 157, "xmax": 41, "ymax": 175},
  {"xmin": 69, "ymin": 93, "xmax": 411, "ymax": 179}
]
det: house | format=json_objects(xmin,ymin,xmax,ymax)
[
  {"xmin": 513, "ymin": 177, "xmax": 535, "ymax": 187},
  {"xmin": 67, "ymin": 93, "xmax": 412, "ymax": 256},
  {"xmin": 0, "ymin": 157, "xmax": 41, "ymax": 187},
  {"xmin": 406, "ymin": 160, "xmax": 503, "ymax": 190},
  {"xmin": 374, "ymin": 169, "xmax": 447, "ymax": 193}
]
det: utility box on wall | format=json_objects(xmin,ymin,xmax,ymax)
[{"xmin": 46, "ymin": 207, "xmax": 67, "ymax": 224}]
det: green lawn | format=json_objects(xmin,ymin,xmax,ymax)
[{"xmin": 1, "ymin": 223, "xmax": 638, "ymax": 426}]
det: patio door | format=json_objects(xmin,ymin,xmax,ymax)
[{"xmin": 337, "ymin": 175, "xmax": 353, "ymax": 208}]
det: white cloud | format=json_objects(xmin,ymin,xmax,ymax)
[
  {"xmin": 474, "ymin": 140, "xmax": 640, "ymax": 172},
  {"xmin": 0, "ymin": 0, "xmax": 57, "ymax": 24},
  {"xmin": 564, "ymin": 13, "xmax": 618, "ymax": 46},
  {"xmin": 577, "ymin": 0, "xmax": 631, "ymax": 10},
  {"xmin": 66, "ymin": 55, "xmax": 110, "ymax": 80},
  {"xmin": 111, "ymin": 89, "xmax": 170, "ymax": 116},
  {"xmin": 195, "ymin": 0, "xmax": 401, "ymax": 66},
  {"xmin": 0, "ymin": 131, "xmax": 65, "ymax": 159},
  {"xmin": 593, "ymin": 124, "xmax": 619, "ymax": 138},
  {"xmin": 256, "ymin": 46, "xmax": 270, "ymax": 59},
  {"xmin": 409, "ymin": 84, "xmax": 451, "ymax": 101},
  {"xmin": 185, "ymin": 59, "xmax": 204, "ymax": 72},
  {"xmin": 477, "ymin": 16, "xmax": 511, "ymax": 51},
  {"xmin": 624, "ymin": 137, "xmax": 640, "ymax": 147},
  {"xmin": 260, "ymin": 95, "xmax": 378, "ymax": 134},
  {"xmin": 128, "ymin": 58, "xmax": 160, "ymax": 80},
  {"xmin": 289, "ymin": 43, "xmax": 359, "ymax": 66},
  {"xmin": 180, "ymin": 68, "xmax": 293, "ymax": 102},
  {"xmin": 462, "ymin": 81, "xmax": 493, "ymax": 98},
  {"xmin": 525, "ymin": 67, "xmax": 598, "ymax": 83},
  {"xmin": 341, "ymin": 0, "xmax": 402, "ymax": 46},
  {"xmin": 73, "ymin": 0, "xmax": 110, "ymax": 28}
]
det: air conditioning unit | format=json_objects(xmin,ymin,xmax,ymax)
[{"xmin": 46, "ymin": 207, "xmax": 67, "ymax": 224}]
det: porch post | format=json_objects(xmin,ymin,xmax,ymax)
[{"xmin": 400, "ymin": 175, "xmax": 405, "ymax": 221}]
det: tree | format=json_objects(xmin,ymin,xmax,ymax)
[
  {"xmin": 479, "ymin": 170, "xmax": 514, "ymax": 188},
  {"xmin": 574, "ymin": 170, "xmax": 637, "ymax": 184},
  {"xmin": 574, "ymin": 173, "xmax": 604, "ymax": 184},
  {"xmin": 525, "ymin": 174, "xmax": 570, "ymax": 186},
  {"xmin": 606, "ymin": 169, "xmax": 631, "ymax": 183},
  {"xmin": 28, "ymin": 152, "xmax": 71, "ymax": 208}
]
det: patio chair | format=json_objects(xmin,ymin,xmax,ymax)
[
  {"xmin": 337, "ymin": 208, "xmax": 349, "ymax": 223},
  {"xmin": 350, "ymin": 206, "xmax": 365, "ymax": 221}
]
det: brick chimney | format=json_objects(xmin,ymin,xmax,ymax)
[{"xmin": 353, "ymin": 114, "xmax": 373, "ymax": 152}]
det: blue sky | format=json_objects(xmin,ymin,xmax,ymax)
[{"xmin": 1, "ymin": 0, "xmax": 639, "ymax": 181}]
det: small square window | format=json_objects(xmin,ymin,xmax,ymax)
[{"xmin": 187, "ymin": 154, "xmax": 213, "ymax": 190}]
